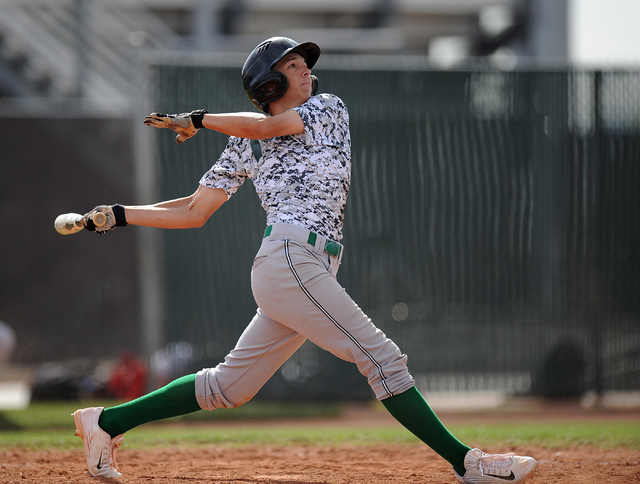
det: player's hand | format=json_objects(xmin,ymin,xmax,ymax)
[
  {"xmin": 83, "ymin": 205, "xmax": 128, "ymax": 234},
  {"xmin": 143, "ymin": 109, "xmax": 208, "ymax": 144}
]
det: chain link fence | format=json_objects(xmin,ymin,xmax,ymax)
[
  {"xmin": 3, "ymin": 56, "xmax": 638, "ymax": 403},
  {"xmin": 147, "ymin": 56, "xmax": 640, "ymax": 400}
]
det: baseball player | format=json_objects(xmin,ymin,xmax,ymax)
[{"xmin": 73, "ymin": 37, "xmax": 537, "ymax": 483}]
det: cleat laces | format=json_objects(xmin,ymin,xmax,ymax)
[{"xmin": 477, "ymin": 451, "xmax": 515, "ymax": 477}]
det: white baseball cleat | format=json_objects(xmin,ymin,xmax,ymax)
[
  {"xmin": 454, "ymin": 448, "xmax": 537, "ymax": 483},
  {"xmin": 73, "ymin": 407, "xmax": 124, "ymax": 478}
]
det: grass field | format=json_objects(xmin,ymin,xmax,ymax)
[{"xmin": 1, "ymin": 399, "xmax": 639, "ymax": 451}]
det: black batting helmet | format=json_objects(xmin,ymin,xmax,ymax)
[{"xmin": 242, "ymin": 37, "xmax": 321, "ymax": 113}]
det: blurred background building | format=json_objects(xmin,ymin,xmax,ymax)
[
  {"xmin": 0, "ymin": 0, "xmax": 574, "ymax": 113},
  {"xmin": 2, "ymin": 0, "xmax": 640, "ymax": 112}
]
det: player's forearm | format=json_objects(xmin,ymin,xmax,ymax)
[
  {"xmin": 201, "ymin": 110, "xmax": 304, "ymax": 139},
  {"xmin": 144, "ymin": 108, "xmax": 303, "ymax": 142},
  {"xmin": 124, "ymin": 200, "xmax": 203, "ymax": 229},
  {"xmin": 201, "ymin": 112, "xmax": 269, "ymax": 138},
  {"xmin": 124, "ymin": 187, "xmax": 227, "ymax": 229}
]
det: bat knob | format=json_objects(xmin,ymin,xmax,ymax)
[{"xmin": 92, "ymin": 212, "xmax": 108, "ymax": 227}]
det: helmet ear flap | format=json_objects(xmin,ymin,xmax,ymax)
[
  {"xmin": 310, "ymin": 75, "xmax": 319, "ymax": 96},
  {"xmin": 250, "ymin": 71, "xmax": 288, "ymax": 112}
]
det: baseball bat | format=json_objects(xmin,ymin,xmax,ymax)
[{"xmin": 54, "ymin": 212, "xmax": 107, "ymax": 235}]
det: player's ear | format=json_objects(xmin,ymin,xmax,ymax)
[{"xmin": 311, "ymin": 75, "xmax": 319, "ymax": 96}]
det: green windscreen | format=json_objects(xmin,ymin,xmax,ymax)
[{"xmin": 148, "ymin": 58, "xmax": 640, "ymax": 400}]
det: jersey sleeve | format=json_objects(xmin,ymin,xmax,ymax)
[
  {"xmin": 199, "ymin": 136, "xmax": 256, "ymax": 199},
  {"xmin": 293, "ymin": 94, "xmax": 350, "ymax": 150}
]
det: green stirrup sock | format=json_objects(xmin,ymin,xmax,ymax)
[
  {"xmin": 98, "ymin": 374, "xmax": 202, "ymax": 438},
  {"xmin": 382, "ymin": 386, "xmax": 470, "ymax": 476}
]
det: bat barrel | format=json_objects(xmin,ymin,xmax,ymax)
[
  {"xmin": 54, "ymin": 213, "xmax": 84, "ymax": 235},
  {"xmin": 55, "ymin": 211, "xmax": 108, "ymax": 234}
]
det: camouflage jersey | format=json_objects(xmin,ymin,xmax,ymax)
[{"xmin": 199, "ymin": 94, "xmax": 351, "ymax": 242}]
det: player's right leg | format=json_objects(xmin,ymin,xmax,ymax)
[
  {"xmin": 195, "ymin": 308, "xmax": 307, "ymax": 409},
  {"xmin": 74, "ymin": 312, "xmax": 305, "ymax": 478},
  {"xmin": 73, "ymin": 407, "xmax": 124, "ymax": 478},
  {"xmin": 73, "ymin": 374, "xmax": 201, "ymax": 477}
]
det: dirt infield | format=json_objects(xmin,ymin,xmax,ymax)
[
  {"xmin": 2, "ymin": 445, "xmax": 640, "ymax": 484},
  {"xmin": 2, "ymin": 402, "xmax": 640, "ymax": 484}
]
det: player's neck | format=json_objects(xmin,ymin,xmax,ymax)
[{"xmin": 269, "ymin": 94, "xmax": 309, "ymax": 116}]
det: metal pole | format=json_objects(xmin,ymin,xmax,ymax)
[
  {"xmin": 72, "ymin": 0, "xmax": 90, "ymax": 99},
  {"xmin": 132, "ymin": 52, "xmax": 166, "ymax": 371},
  {"xmin": 193, "ymin": 0, "xmax": 220, "ymax": 51},
  {"xmin": 593, "ymin": 70, "xmax": 604, "ymax": 397}
]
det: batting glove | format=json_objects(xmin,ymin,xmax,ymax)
[
  {"xmin": 83, "ymin": 204, "xmax": 128, "ymax": 234},
  {"xmin": 143, "ymin": 109, "xmax": 208, "ymax": 144}
]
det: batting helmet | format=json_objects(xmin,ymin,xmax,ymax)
[{"xmin": 242, "ymin": 37, "xmax": 321, "ymax": 113}]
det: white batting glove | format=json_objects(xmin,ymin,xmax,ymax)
[
  {"xmin": 83, "ymin": 205, "xmax": 128, "ymax": 234},
  {"xmin": 143, "ymin": 109, "xmax": 208, "ymax": 144}
]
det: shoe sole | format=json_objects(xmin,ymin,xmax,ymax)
[{"xmin": 524, "ymin": 461, "xmax": 537, "ymax": 482}]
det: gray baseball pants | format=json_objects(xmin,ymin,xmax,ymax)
[{"xmin": 195, "ymin": 222, "xmax": 415, "ymax": 410}]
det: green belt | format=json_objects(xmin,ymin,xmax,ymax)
[{"xmin": 264, "ymin": 225, "xmax": 342, "ymax": 258}]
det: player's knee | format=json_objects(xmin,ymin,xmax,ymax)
[
  {"xmin": 228, "ymin": 396, "xmax": 253, "ymax": 409},
  {"xmin": 195, "ymin": 368, "xmax": 259, "ymax": 410},
  {"xmin": 367, "ymin": 356, "xmax": 415, "ymax": 400},
  {"xmin": 197, "ymin": 391, "xmax": 243, "ymax": 411}
]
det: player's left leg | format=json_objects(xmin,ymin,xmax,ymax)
[
  {"xmin": 381, "ymin": 386, "xmax": 470, "ymax": 475},
  {"xmin": 379, "ymin": 388, "xmax": 537, "ymax": 484},
  {"xmin": 254, "ymin": 227, "xmax": 471, "ymax": 475},
  {"xmin": 254, "ymin": 225, "xmax": 536, "ymax": 482}
]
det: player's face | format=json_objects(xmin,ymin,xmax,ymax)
[{"xmin": 273, "ymin": 53, "xmax": 312, "ymax": 108}]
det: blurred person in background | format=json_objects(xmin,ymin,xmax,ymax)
[{"xmin": 106, "ymin": 351, "xmax": 148, "ymax": 401}]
